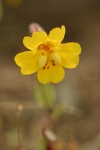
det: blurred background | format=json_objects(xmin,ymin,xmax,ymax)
[{"xmin": 0, "ymin": 0, "xmax": 100, "ymax": 150}]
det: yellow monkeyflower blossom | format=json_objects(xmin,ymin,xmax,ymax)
[{"xmin": 14, "ymin": 26, "xmax": 81, "ymax": 84}]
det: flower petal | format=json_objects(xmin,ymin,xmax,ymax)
[
  {"xmin": 14, "ymin": 51, "xmax": 34, "ymax": 67},
  {"xmin": 21, "ymin": 63, "xmax": 37, "ymax": 75},
  {"xmin": 37, "ymin": 68, "xmax": 50, "ymax": 84},
  {"xmin": 60, "ymin": 42, "xmax": 81, "ymax": 54},
  {"xmin": 49, "ymin": 25, "xmax": 65, "ymax": 43},
  {"xmin": 50, "ymin": 65, "xmax": 65, "ymax": 83},
  {"xmin": 37, "ymin": 65, "xmax": 65, "ymax": 84},
  {"xmin": 23, "ymin": 36, "xmax": 37, "ymax": 52},
  {"xmin": 32, "ymin": 31, "xmax": 48, "ymax": 45},
  {"xmin": 14, "ymin": 51, "xmax": 38, "ymax": 74},
  {"xmin": 59, "ymin": 52, "xmax": 79, "ymax": 68}
]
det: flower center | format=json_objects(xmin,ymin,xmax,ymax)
[
  {"xmin": 38, "ymin": 43, "xmax": 53, "ymax": 53},
  {"xmin": 38, "ymin": 43, "xmax": 61, "ymax": 70}
]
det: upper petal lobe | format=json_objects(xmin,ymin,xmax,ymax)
[
  {"xmin": 60, "ymin": 42, "xmax": 81, "ymax": 54},
  {"xmin": 49, "ymin": 25, "xmax": 65, "ymax": 43},
  {"xmin": 32, "ymin": 31, "xmax": 48, "ymax": 45}
]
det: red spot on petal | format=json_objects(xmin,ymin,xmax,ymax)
[
  {"xmin": 53, "ymin": 63, "xmax": 55, "ymax": 66},
  {"xmin": 43, "ymin": 66, "xmax": 46, "ymax": 69}
]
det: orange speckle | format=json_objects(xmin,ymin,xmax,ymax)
[
  {"xmin": 41, "ymin": 52, "xmax": 45, "ymax": 55},
  {"xmin": 51, "ymin": 60, "xmax": 56, "ymax": 66},
  {"xmin": 43, "ymin": 66, "xmax": 46, "ymax": 69},
  {"xmin": 52, "ymin": 63, "xmax": 55, "ymax": 66},
  {"xmin": 38, "ymin": 43, "xmax": 53, "ymax": 52}
]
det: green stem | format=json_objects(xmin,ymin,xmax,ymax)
[{"xmin": 16, "ymin": 112, "xmax": 23, "ymax": 146}]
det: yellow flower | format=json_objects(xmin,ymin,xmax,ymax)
[{"xmin": 14, "ymin": 26, "xmax": 81, "ymax": 84}]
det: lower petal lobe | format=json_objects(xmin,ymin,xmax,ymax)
[{"xmin": 37, "ymin": 64, "xmax": 65, "ymax": 84}]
